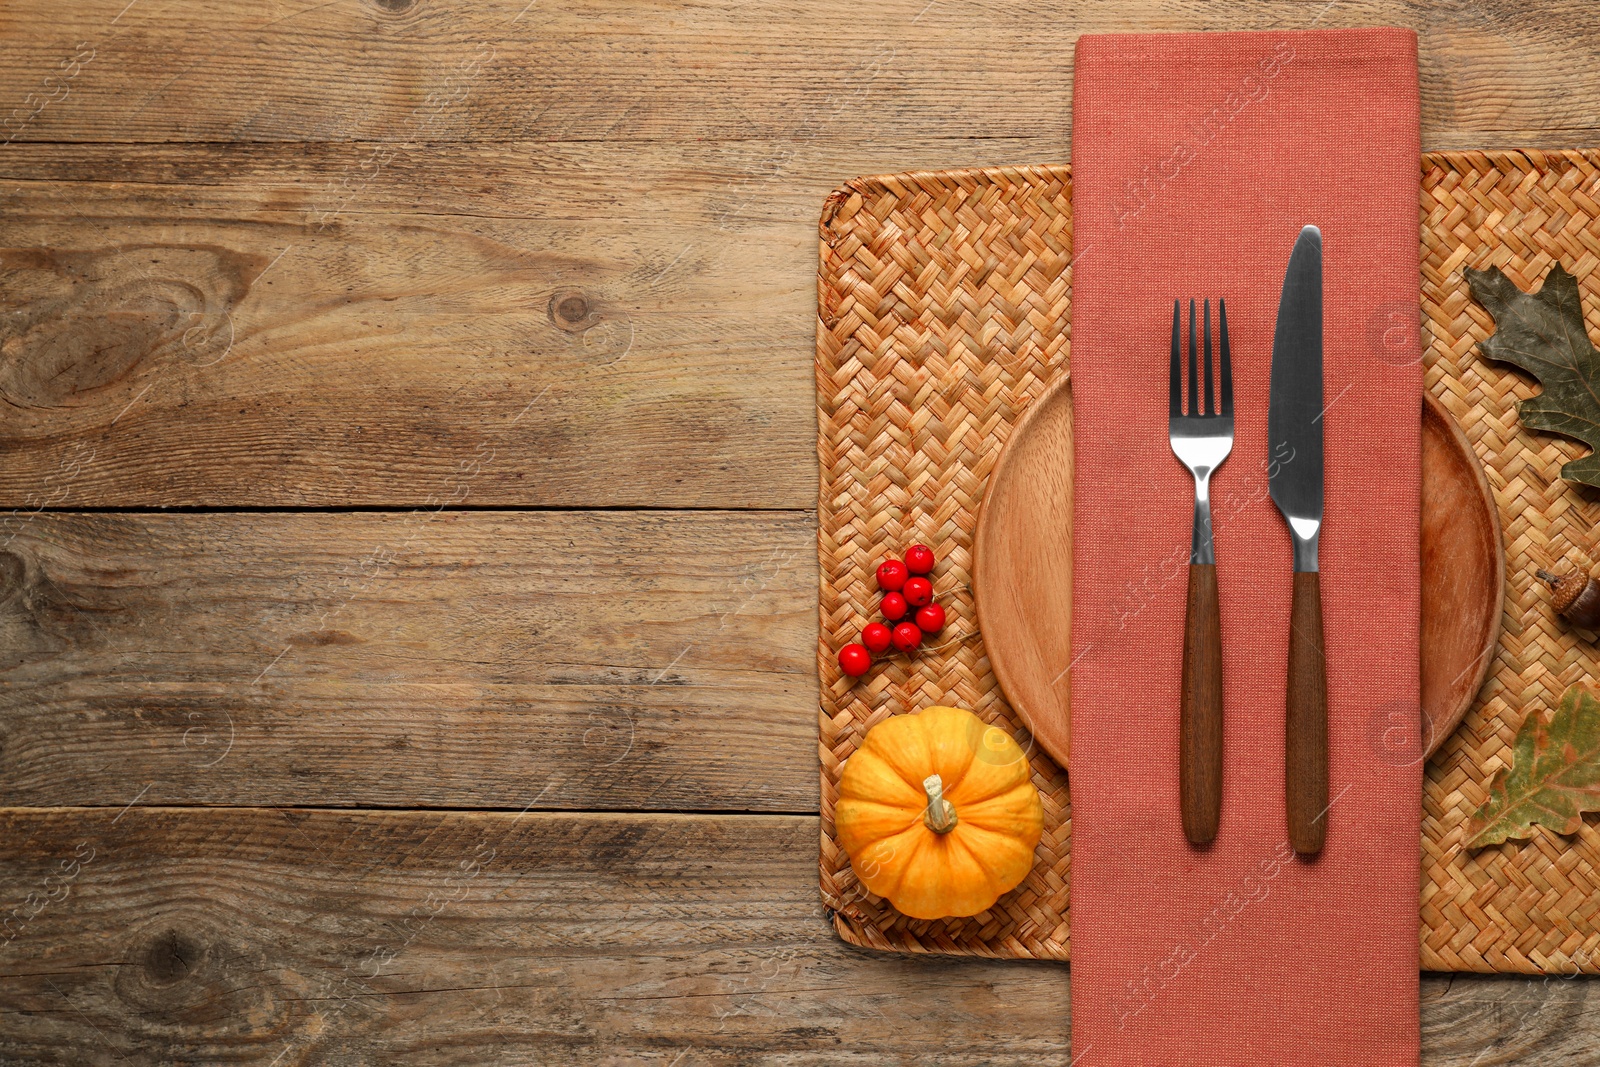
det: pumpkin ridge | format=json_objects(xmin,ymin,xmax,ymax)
[
  {"xmin": 950, "ymin": 822, "xmax": 1038, "ymax": 903},
  {"xmin": 838, "ymin": 797, "xmax": 922, "ymax": 843},
  {"xmin": 948, "ymin": 828, "xmax": 1005, "ymax": 899},
  {"xmin": 953, "ymin": 787, "xmax": 1041, "ymax": 831},
  {"xmin": 905, "ymin": 712, "xmax": 939, "ymax": 794},
  {"xmin": 896, "ymin": 831, "xmax": 988, "ymax": 919},
  {"xmin": 864, "ymin": 712, "xmax": 939, "ymax": 798},
  {"xmin": 876, "ymin": 825, "xmax": 928, "ymax": 900},
  {"xmin": 922, "ymin": 706, "xmax": 980, "ymax": 794},
  {"xmin": 838, "ymin": 747, "xmax": 925, "ymax": 807},
  {"xmin": 945, "ymin": 755, "xmax": 1032, "ymax": 806}
]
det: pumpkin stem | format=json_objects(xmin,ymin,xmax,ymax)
[{"xmin": 922, "ymin": 774, "xmax": 958, "ymax": 834}]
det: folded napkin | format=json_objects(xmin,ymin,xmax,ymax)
[{"xmin": 1069, "ymin": 29, "xmax": 1421, "ymax": 1066}]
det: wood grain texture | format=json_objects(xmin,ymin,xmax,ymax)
[
  {"xmin": 0, "ymin": 510, "xmax": 817, "ymax": 810},
  {"xmin": 1180, "ymin": 562, "xmax": 1223, "ymax": 846},
  {"xmin": 0, "ymin": 138, "xmax": 1063, "ymax": 508},
  {"xmin": 0, "ymin": 0, "xmax": 1597, "ymax": 147},
  {"xmin": 0, "ymin": 806, "xmax": 1587, "ymax": 1066},
  {"xmin": 0, "ymin": 808, "xmax": 1072, "ymax": 1066},
  {"xmin": 1419, "ymin": 392, "xmax": 1504, "ymax": 758},
  {"xmin": 1286, "ymin": 569, "xmax": 1328, "ymax": 855},
  {"xmin": 0, "ymin": 143, "xmax": 825, "ymax": 509}
]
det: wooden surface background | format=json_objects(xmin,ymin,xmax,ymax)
[{"xmin": 2, "ymin": 1, "xmax": 1598, "ymax": 1062}]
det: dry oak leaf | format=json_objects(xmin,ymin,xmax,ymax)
[
  {"xmin": 1467, "ymin": 263, "xmax": 1600, "ymax": 488},
  {"xmin": 1466, "ymin": 683, "xmax": 1600, "ymax": 848}
]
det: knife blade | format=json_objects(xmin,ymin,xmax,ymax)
[{"xmin": 1268, "ymin": 224, "xmax": 1328, "ymax": 856}]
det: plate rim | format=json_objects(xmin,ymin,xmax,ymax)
[
  {"xmin": 1419, "ymin": 390, "xmax": 1505, "ymax": 758},
  {"xmin": 972, "ymin": 373, "xmax": 1075, "ymax": 770}
]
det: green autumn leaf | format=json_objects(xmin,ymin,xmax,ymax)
[
  {"xmin": 1466, "ymin": 683, "xmax": 1600, "ymax": 848},
  {"xmin": 1466, "ymin": 264, "xmax": 1600, "ymax": 489}
]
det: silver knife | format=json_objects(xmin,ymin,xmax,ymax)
[{"xmin": 1268, "ymin": 224, "xmax": 1327, "ymax": 856}]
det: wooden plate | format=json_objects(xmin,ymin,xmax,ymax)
[
  {"xmin": 972, "ymin": 380, "xmax": 1503, "ymax": 769},
  {"xmin": 1419, "ymin": 391, "xmax": 1505, "ymax": 757},
  {"xmin": 972, "ymin": 376, "xmax": 1076, "ymax": 763}
]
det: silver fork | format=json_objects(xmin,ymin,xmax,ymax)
[{"xmin": 1169, "ymin": 297, "xmax": 1234, "ymax": 846}]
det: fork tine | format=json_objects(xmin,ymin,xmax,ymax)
[
  {"xmin": 1203, "ymin": 298, "xmax": 1215, "ymax": 417},
  {"xmin": 1188, "ymin": 299, "xmax": 1198, "ymax": 416},
  {"xmin": 1170, "ymin": 299, "xmax": 1182, "ymax": 417},
  {"xmin": 1218, "ymin": 297, "xmax": 1233, "ymax": 416}
]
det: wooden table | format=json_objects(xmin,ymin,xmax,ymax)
[{"xmin": 1, "ymin": 2, "xmax": 1597, "ymax": 1061}]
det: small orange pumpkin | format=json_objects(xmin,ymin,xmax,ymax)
[{"xmin": 834, "ymin": 705, "xmax": 1043, "ymax": 920}]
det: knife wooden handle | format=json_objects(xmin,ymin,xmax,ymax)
[
  {"xmin": 1286, "ymin": 570, "xmax": 1328, "ymax": 855},
  {"xmin": 1180, "ymin": 562, "xmax": 1223, "ymax": 846}
]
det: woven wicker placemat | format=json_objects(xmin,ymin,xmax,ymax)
[{"xmin": 816, "ymin": 149, "xmax": 1600, "ymax": 974}]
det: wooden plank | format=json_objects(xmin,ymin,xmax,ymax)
[
  {"xmin": 0, "ymin": 137, "xmax": 1045, "ymax": 508},
  {"xmin": 0, "ymin": 142, "xmax": 831, "ymax": 508},
  {"xmin": 0, "ymin": 806, "xmax": 1586, "ymax": 1065},
  {"xmin": 0, "ymin": 510, "xmax": 819, "ymax": 811},
  {"xmin": 0, "ymin": 0, "xmax": 1598, "ymax": 148}
]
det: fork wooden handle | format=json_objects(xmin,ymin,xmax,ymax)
[
  {"xmin": 1286, "ymin": 570, "xmax": 1328, "ymax": 855},
  {"xmin": 1180, "ymin": 562, "xmax": 1223, "ymax": 846}
]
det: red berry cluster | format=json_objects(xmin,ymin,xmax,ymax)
[{"xmin": 838, "ymin": 544, "xmax": 946, "ymax": 677}]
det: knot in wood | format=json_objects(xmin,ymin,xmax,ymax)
[
  {"xmin": 548, "ymin": 289, "xmax": 594, "ymax": 333},
  {"xmin": 142, "ymin": 928, "xmax": 205, "ymax": 986}
]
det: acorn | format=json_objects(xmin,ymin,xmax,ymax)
[{"xmin": 1537, "ymin": 566, "xmax": 1600, "ymax": 629}]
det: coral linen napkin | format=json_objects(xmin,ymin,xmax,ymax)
[{"xmin": 1068, "ymin": 29, "xmax": 1421, "ymax": 1067}]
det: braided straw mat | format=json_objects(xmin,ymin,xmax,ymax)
[{"xmin": 817, "ymin": 149, "xmax": 1600, "ymax": 974}]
